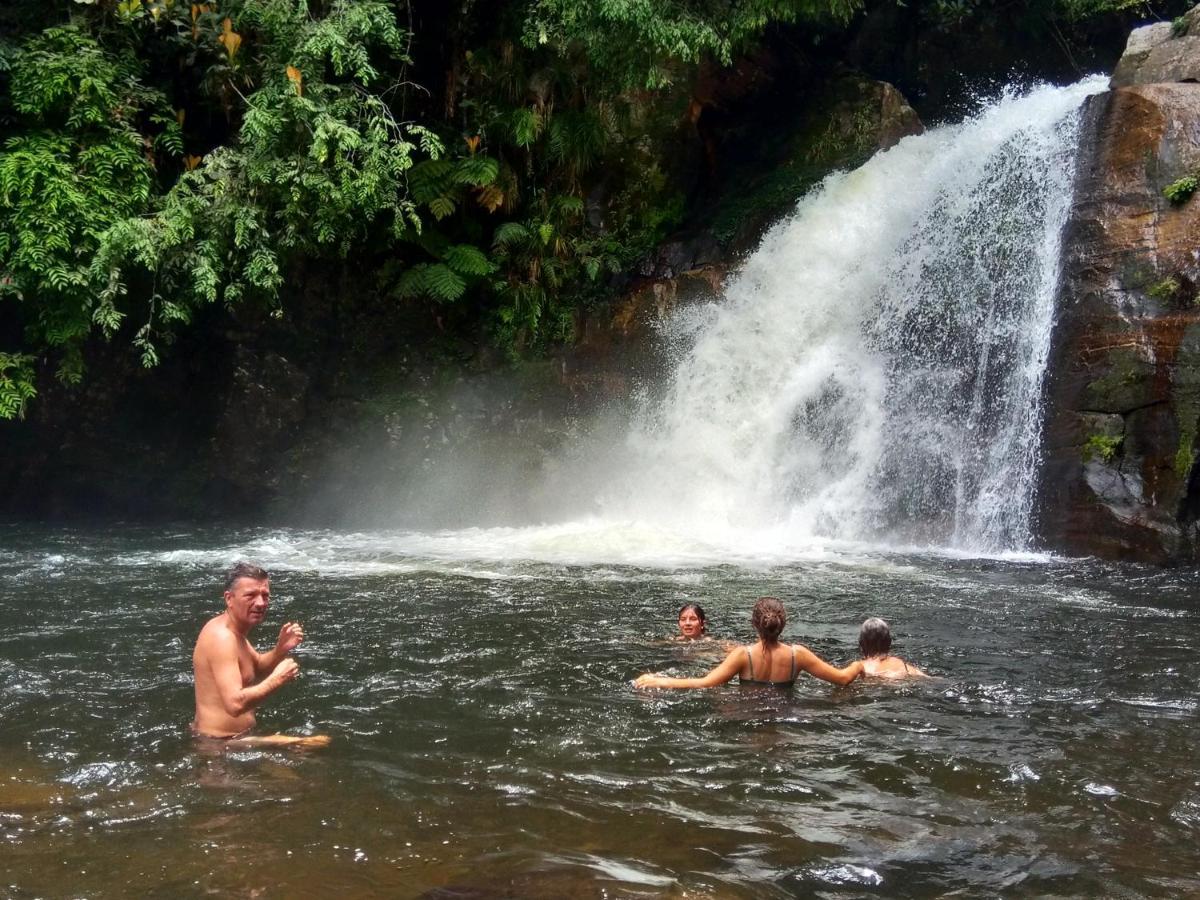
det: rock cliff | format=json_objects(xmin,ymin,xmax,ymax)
[{"xmin": 1039, "ymin": 8, "xmax": 1200, "ymax": 562}]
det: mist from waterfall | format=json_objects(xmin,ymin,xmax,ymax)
[
  {"xmin": 329, "ymin": 79, "xmax": 1109, "ymax": 563},
  {"xmin": 577, "ymin": 78, "xmax": 1108, "ymax": 555}
]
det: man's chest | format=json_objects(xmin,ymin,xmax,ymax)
[{"xmin": 236, "ymin": 640, "xmax": 257, "ymax": 684}]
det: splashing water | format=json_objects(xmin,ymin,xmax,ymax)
[{"xmin": 597, "ymin": 78, "xmax": 1108, "ymax": 554}]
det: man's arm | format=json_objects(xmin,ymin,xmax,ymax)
[
  {"xmin": 209, "ymin": 631, "xmax": 299, "ymax": 717},
  {"xmin": 252, "ymin": 622, "xmax": 304, "ymax": 678},
  {"xmin": 794, "ymin": 645, "xmax": 863, "ymax": 686}
]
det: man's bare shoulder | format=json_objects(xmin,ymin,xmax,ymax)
[{"xmin": 194, "ymin": 614, "xmax": 238, "ymax": 657}]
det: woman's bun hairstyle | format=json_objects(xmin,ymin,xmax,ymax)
[{"xmin": 751, "ymin": 596, "xmax": 786, "ymax": 641}]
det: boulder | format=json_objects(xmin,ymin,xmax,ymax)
[{"xmin": 1111, "ymin": 6, "xmax": 1200, "ymax": 87}]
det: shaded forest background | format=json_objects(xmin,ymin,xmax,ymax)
[{"xmin": 0, "ymin": 0, "xmax": 1192, "ymax": 520}]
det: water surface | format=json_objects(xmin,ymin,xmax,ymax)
[{"xmin": 2, "ymin": 524, "xmax": 1198, "ymax": 897}]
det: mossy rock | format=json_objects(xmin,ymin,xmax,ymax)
[
  {"xmin": 710, "ymin": 74, "xmax": 922, "ymax": 248},
  {"xmin": 1083, "ymin": 347, "xmax": 1160, "ymax": 413},
  {"xmin": 1170, "ymin": 320, "xmax": 1200, "ymax": 478},
  {"xmin": 1083, "ymin": 432, "xmax": 1123, "ymax": 463}
]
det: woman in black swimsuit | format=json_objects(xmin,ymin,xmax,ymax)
[{"xmin": 634, "ymin": 596, "xmax": 863, "ymax": 690}]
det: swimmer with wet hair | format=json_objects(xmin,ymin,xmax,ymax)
[
  {"xmin": 858, "ymin": 617, "xmax": 928, "ymax": 678},
  {"xmin": 635, "ymin": 596, "xmax": 863, "ymax": 690},
  {"xmin": 675, "ymin": 603, "xmax": 708, "ymax": 640}
]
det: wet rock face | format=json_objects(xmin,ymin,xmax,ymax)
[
  {"xmin": 1111, "ymin": 7, "xmax": 1200, "ymax": 87},
  {"xmin": 565, "ymin": 74, "xmax": 922, "ymax": 408},
  {"xmin": 211, "ymin": 346, "xmax": 310, "ymax": 494},
  {"xmin": 1040, "ymin": 74, "xmax": 1200, "ymax": 562}
]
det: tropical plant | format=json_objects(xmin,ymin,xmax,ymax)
[
  {"xmin": 91, "ymin": 0, "xmax": 442, "ymax": 367},
  {"xmin": 0, "ymin": 25, "xmax": 174, "ymax": 384},
  {"xmin": 1163, "ymin": 174, "xmax": 1198, "ymax": 205}
]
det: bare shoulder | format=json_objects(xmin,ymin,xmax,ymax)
[
  {"xmin": 194, "ymin": 615, "xmax": 237, "ymax": 657},
  {"xmin": 864, "ymin": 656, "xmax": 928, "ymax": 679}
]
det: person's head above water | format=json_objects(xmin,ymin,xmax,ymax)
[
  {"xmin": 225, "ymin": 560, "xmax": 269, "ymax": 592},
  {"xmin": 858, "ymin": 617, "xmax": 893, "ymax": 658},
  {"xmin": 223, "ymin": 561, "xmax": 271, "ymax": 632},
  {"xmin": 677, "ymin": 603, "xmax": 707, "ymax": 639},
  {"xmin": 751, "ymin": 596, "xmax": 786, "ymax": 643}
]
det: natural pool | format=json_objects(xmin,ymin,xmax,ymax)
[{"xmin": 2, "ymin": 524, "xmax": 1198, "ymax": 898}]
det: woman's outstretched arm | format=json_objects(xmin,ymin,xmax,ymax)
[
  {"xmin": 634, "ymin": 647, "xmax": 744, "ymax": 689},
  {"xmin": 794, "ymin": 645, "xmax": 863, "ymax": 686}
]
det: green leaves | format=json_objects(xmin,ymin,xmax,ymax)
[
  {"xmin": 0, "ymin": 29, "xmax": 164, "ymax": 403},
  {"xmin": 492, "ymin": 222, "xmax": 531, "ymax": 249},
  {"xmin": 394, "ymin": 244, "xmax": 497, "ymax": 304},
  {"xmin": 510, "ymin": 108, "xmax": 544, "ymax": 147},
  {"xmin": 443, "ymin": 244, "xmax": 496, "ymax": 277},
  {"xmin": 523, "ymin": 0, "xmax": 864, "ymax": 89},
  {"xmin": 453, "ymin": 156, "xmax": 500, "ymax": 187},
  {"xmin": 0, "ymin": 353, "xmax": 37, "ymax": 420},
  {"xmin": 89, "ymin": 0, "xmax": 441, "ymax": 364},
  {"xmin": 1, "ymin": 0, "xmax": 844, "ymax": 414},
  {"xmin": 396, "ymin": 263, "xmax": 467, "ymax": 303},
  {"xmin": 1163, "ymin": 175, "xmax": 1198, "ymax": 206}
]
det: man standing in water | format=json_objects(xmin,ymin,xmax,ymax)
[{"xmin": 192, "ymin": 562, "xmax": 328, "ymax": 748}]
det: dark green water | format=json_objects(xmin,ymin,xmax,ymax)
[{"xmin": 2, "ymin": 525, "xmax": 1198, "ymax": 898}]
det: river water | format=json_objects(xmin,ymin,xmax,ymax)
[
  {"xmin": 2, "ymin": 525, "xmax": 1198, "ymax": 898},
  {"xmin": 6, "ymin": 79, "xmax": 1198, "ymax": 898}
]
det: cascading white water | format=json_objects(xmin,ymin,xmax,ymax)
[{"xmin": 597, "ymin": 78, "xmax": 1108, "ymax": 553}]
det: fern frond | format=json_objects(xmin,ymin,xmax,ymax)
[
  {"xmin": 453, "ymin": 155, "xmax": 499, "ymax": 187},
  {"xmin": 492, "ymin": 221, "xmax": 530, "ymax": 249},
  {"xmin": 443, "ymin": 243, "xmax": 496, "ymax": 276}
]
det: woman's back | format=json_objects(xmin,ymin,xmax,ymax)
[{"xmin": 739, "ymin": 642, "xmax": 799, "ymax": 686}]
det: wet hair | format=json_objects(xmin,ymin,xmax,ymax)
[
  {"xmin": 751, "ymin": 596, "xmax": 786, "ymax": 643},
  {"xmin": 678, "ymin": 603, "xmax": 707, "ymax": 633},
  {"xmin": 224, "ymin": 561, "xmax": 269, "ymax": 592},
  {"xmin": 859, "ymin": 617, "xmax": 893, "ymax": 658}
]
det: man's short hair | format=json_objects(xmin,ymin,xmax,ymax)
[{"xmin": 224, "ymin": 561, "xmax": 269, "ymax": 592}]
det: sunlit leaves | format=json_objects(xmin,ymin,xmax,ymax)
[
  {"xmin": 0, "ymin": 353, "xmax": 37, "ymax": 420},
  {"xmin": 90, "ymin": 0, "xmax": 437, "ymax": 370},
  {"xmin": 523, "ymin": 0, "xmax": 865, "ymax": 89},
  {"xmin": 0, "ymin": 28, "xmax": 166, "ymax": 403}
]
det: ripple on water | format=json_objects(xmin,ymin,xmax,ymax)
[
  {"xmin": 1170, "ymin": 793, "xmax": 1200, "ymax": 829},
  {"xmin": 2, "ymin": 524, "xmax": 1199, "ymax": 897}
]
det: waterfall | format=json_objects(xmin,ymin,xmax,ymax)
[{"xmin": 598, "ymin": 79, "xmax": 1108, "ymax": 553}]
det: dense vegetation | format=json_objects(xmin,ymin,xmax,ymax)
[{"xmin": 0, "ymin": 0, "xmax": 1184, "ymax": 419}]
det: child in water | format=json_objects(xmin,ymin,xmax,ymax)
[
  {"xmin": 674, "ymin": 603, "xmax": 709, "ymax": 640},
  {"xmin": 858, "ymin": 617, "xmax": 928, "ymax": 678}
]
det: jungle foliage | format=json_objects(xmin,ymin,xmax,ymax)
[{"xmin": 0, "ymin": 0, "xmax": 1181, "ymax": 417}]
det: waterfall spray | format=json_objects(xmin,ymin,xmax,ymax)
[{"xmin": 604, "ymin": 79, "xmax": 1108, "ymax": 553}]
